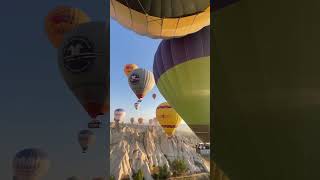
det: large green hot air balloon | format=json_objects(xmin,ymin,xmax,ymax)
[
  {"xmin": 213, "ymin": 0, "xmax": 320, "ymax": 179},
  {"xmin": 128, "ymin": 68, "xmax": 155, "ymax": 100},
  {"xmin": 153, "ymin": 26, "xmax": 210, "ymax": 142}
]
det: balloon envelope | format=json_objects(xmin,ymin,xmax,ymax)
[
  {"xmin": 130, "ymin": 117, "xmax": 135, "ymax": 124},
  {"xmin": 45, "ymin": 6, "xmax": 90, "ymax": 48},
  {"xmin": 153, "ymin": 26, "xmax": 210, "ymax": 142},
  {"xmin": 128, "ymin": 68, "xmax": 155, "ymax": 99},
  {"xmin": 13, "ymin": 148, "xmax": 50, "ymax": 180},
  {"xmin": 78, "ymin": 129, "xmax": 95, "ymax": 153},
  {"xmin": 138, "ymin": 117, "xmax": 144, "ymax": 124},
  {"xmin": 156, "ymin": 102, "xmax": 182, "ymax": 137},
  {"xmin": 114, "ymin": 108, "xmax": 126, "ymax": 122},
  {"xmin": 110, "ymin": 0, "xmax": 210, "ymax": 39},
  {"xmin": 58, "ymin": 21, "xmax": 109, "ymax": 121},
  {"xmin": 124, "ymin": 64, "xmax": 138, "ymax": 77},
  {"xmin": 213, "ymin": 0, "xmax": 320, "ymax": 179}
]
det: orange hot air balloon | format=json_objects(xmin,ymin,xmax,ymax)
[
  {"xmin": 45, "ymin": 6, "xmax": 91, "ymax": 48},
  {"xmin": 156, "ymin": 102, "xmax": 182, "ymax": 137},
  {"xmin": 124, "ymin": 64, "xmax": 138, "ymax": 77}
]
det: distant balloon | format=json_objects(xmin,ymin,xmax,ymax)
[
  {"xmin": 13, "ymin": 148, "xmax": 50, "ymax": 180},
  {"xmin": 78, "ymin": 129, "xmax": 95, "ymax": 153},
  {"xmin": 110, "ymin": 0, "xmax": 210, "ymax": 39},
  {"xmin": 114, "ymin": 108, "xmax": 126, "ymax": 122},
  {"xmin": 130, "ymin": 117, "xmax": 135, "ymax": 124},
  {"xmin": 138, "ymin": 117, "xmax": 144, "ymax": 125},
  {"xmin": 58, "ymin": 21, "xmax": 109, "ymax": 128},
  {"xmin": 156, "ymin": 102, "xmax": 182, "ymax": 137},
  {"xmin": 45, "ymin": 6, "xmax": 91, "ymax": 48},
  {"xmin": 153, "ymin": 26, "xmax": 210, "ymax": 142},
  {"xmin": 152, "ymin": 93, "xmax": 156, "ymax": 100},
  {"xmin": 124, "ymin": 64, "xmax": 138, "ymax": 77},
  {"xmin": 128, "ymin": 68, "xmax": 155, "ymax": 101}
]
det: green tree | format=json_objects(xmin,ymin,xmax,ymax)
[
  {"xmin": 133, "ymin": 169, "xmax": 144, "ymax": 180},
  {"xmin": 110, "ymin": 175, "xmax": 115, "ymax": 180},
  {"xmin": 159, "ymin": 165, "xmax": 170, "ymax": 179},
  {"xmin": 171, "ymin": 159, "xmax": 188, "ymax": 176}
]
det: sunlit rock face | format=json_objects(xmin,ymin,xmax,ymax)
[{"xmin": 109, "ymin": 122, "xmax": 208, "ymax": 180}]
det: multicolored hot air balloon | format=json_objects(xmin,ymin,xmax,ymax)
[
  {"xmin": 78, "ymin": 129, "xmax": 95, "ymax": 153},
  {"xmin": 153, "ymin": 26, "xmax": 210, "ymax": 142},
  {"xmin": 110, "ymin": 0, "xmax": 210, "ymax": 39},
  {"xmin": 156, "ymin": 102, "xmax": 182, "ymax": 137},
  {"xmin": 128, "ymin": 68, "xmax": 155, "ymax": 101},
  {"xmin": 124, "ymin": 64, "xmax": 138, "ymax": 77},
  {"xmin": 114, "ymin": 108, "xmax": 126, "ymax": 122},
  {"xmin": 138, "ymin": 117, "xmax": 144, "ymax": 125},
  {"xmin": 13, "ymin": 148, "xmax": 50, "ymax": 180},
  {"xmin": 130, "ymin": 117, "xmax": 135, "ymax": 124},
  {"xmin": 58, "ymin": 21, "xmax": 108, "ymax": 128},
  {"xmin": 45, "ymin": 6, "xmax": 91, "ymax": 48},
  {"xmin": 152, "ymin": 93, "xmax": 156, "ymax": 100}
]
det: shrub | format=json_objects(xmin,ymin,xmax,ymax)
[
  {"xmin": 171, "ymin": 159, "xmax": 188, "ymax": 176},
  {"xmin": 132, "ymin": 169, "xmax": 144, "ymax": 180},
  {"xmin": 159, "ymin": 165, "xmax": 170, "ymax": 179}
]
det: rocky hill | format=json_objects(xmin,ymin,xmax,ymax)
[{"xmin": 109, "ymin": 122, "xmax": 209, "ymax": 180}]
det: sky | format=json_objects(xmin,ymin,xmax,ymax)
[
  {"xmin": 0, "ymin": 1, "xmax": 108, "ymax": 179},
  {"xmin": 110, "ymin": 19, "xmax": 166, "ymax": 123}
]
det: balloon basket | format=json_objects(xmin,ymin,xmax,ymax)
[{"xmin": 88, "ymin": 121, "xmax": 101, "ymax": 128}]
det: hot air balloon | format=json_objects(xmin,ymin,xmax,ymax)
[
  {"xmin": 153, "ymin": 26, "xmax": 210, "ymax": 142},
  {"xmin": 152, "ymin": 93, "xmax": 156, "ymax": 100},
  {"xmin": 13, "ymin": 148, "xmax": 50, "ymax": 180},
  {"xmin": 156, "ymin": 102, "xmax": 182, "ymax": 137},
  {"xmin": 45, "ymin": 6, "xmax": 91, "ymax": 48},
  {"xmin": 138, "ymin": 117, "xmax": 144, "ymax": 125},
  {"xmin": 213, "ymin": 0, "xmax": 320, "ymax": 179},
  {"xmin": 128, "ymin": 68, "xmax": 155, "ymax": 102},
  {"xmin": 124, "ymin": 64, "xmax": 138, "ymax": 77},
  {"xmin": 78, "ymin": 129, "xmax": 95, "ymax": 153},
  {"xmin": 130, "ymin": 117, "xmax": 135, "ymax": 124},
  {"xmin": 58, "ymin": 21, "xmax": 109, "ymax": 128},
  {"xmin": 110, "ymin": 0, "xmax": 210, "ymax": 39},
  {"xmin": 114, "ymin": 108, "xmax": 126, "ymax": 122}
]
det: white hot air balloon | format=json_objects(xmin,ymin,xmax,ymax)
[{"xmin": 13, "ymin": 148, "xmax": 50, "ymax": 180}]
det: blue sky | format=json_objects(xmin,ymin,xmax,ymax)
[{"xmin": 110, "ymin": 19, "xmax": 166, "ymax": 123}]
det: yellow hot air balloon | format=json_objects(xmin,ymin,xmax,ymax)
[
  {"xmin": 110, "ymin": 0, "xmax": 210, "ymax": 39},
  {"xmin": 124, "ymin": 64, "xmax": 138, "ymax": 77},
  {"xmin": 45, "ymin": 6, "xmax": 91, "ymax": 48},
  {"xmin": 156, "ymin": 102, "xmax": 182, "ymax": 137}
]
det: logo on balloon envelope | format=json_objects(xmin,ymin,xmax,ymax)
[
  {"xmin": 62, "ymin": 36, "xmax": 96, "ymax": 73},
  {"xmin": 129, "ymin": 73, "xmax": 140, "ymax": 84}
]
